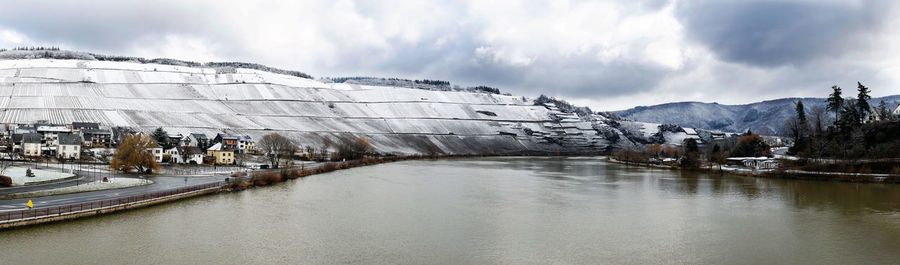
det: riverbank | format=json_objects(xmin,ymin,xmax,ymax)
[
  {"xmin": 607, "ymin": 157, "xmax": 900, "ymax": 183},
  {"xmin": 0, "ymin": 154, "xmax": 467, "ymax": 230}
]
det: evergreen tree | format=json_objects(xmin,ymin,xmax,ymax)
[
  {"xmin": 856, "ymin": 82, "xmax": 871, "ymax": 117},
  {"xmin": 152, "ymin": 127, "xmax": 168, "ymax": 147},
  {"xmin": 684, "ymin": 138, "xmax": 699, "ymax": 153},
  {"xmin": 790, "ymin": 100, "xmax": 809, "ymax": 153},
  {"xmin": 877, "ymin": 100, "xmax": 890, "ymax": 121},
  {"xmin": 680, "ymin": 138, "xmax": 701, "ymax": 169},
  {"xmin": 838, "ymin": 100, "xmax": 861, "ymax": 132},
  {"xmin": 825, "ymin": 85, "xmax": 843, "ymax": 125}
]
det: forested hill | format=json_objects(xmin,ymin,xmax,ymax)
[{"xmin": 614, "ymin": 95, "xmax": 900, "ymax": 134}]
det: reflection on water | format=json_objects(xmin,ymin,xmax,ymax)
[{"xmin": 1, "ymin": 157, "xmax": 899, "ymax": 264}]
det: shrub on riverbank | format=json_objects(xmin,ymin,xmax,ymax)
[
  {"xmin": 252, "ymin": 171, "xmax": 282, "ymax": 186},
  {"xmin": 0, "ymin": 175, "xmax": 11, "ymax": 187}
]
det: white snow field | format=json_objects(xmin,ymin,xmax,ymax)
[
  {"xmin": 4, "ymin": 166, "xmax": 76, "ymax": 186},
  {"xmin": 0, "ymin": 57, "xmax": 700, "ymax": 154}
]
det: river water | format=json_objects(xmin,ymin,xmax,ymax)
[{"xmin": 2, "ymin": 157, "xmax": 899, "ymax": 264}]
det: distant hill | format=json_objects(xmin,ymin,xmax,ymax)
[{"xmin": 614, "ymin": 95, "xmax": 900, "ymax": 134}]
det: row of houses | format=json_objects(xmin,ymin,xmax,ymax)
[
  {"xmin": 2, "ymin": 121, "xmax": 256, "ymax": 165},
  {"xmin": 137, "ymin": 132, "xmax": 258, "ymax": 165},
  {"xmin": 6, "ymin": 121, "xmax": 107, "ymax": 160}
]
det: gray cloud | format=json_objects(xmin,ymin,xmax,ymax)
[
  {"xmin": 675, "ymin": 0, "xmax": 895, "ymax": 67},
  {"xmin": 0, "ymin": 0, "xmax": 898, "ymax": 110},
  {"xmin": 0, "ymin": 1, "xmax": 235, "ymax": 53}
]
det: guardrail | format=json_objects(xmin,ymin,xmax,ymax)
[{"xmin": 0, "ymin": 182, "xmax": 221, "ymax": 223}]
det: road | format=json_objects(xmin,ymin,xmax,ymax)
[
  {"xmin": 0, "ymin": 174, "xmax": 226, "ymax": 211},
  {"xmin": 0, "ymin": 160, "xmax": 335, "ymax": 212}
]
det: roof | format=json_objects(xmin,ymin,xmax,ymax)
[
  {"xmin": 82, "ymin": 128, "xmax": 112, "ymax": 135},
  {"xmin": 12, "ymin": 133, "xmax": 23, "ymax": 143},
  {"xmin": 72, "ymin": 122, "xmax": 100, "ymax": 130},
  {"xmin": 217, "ymin": 133, "xmax": 239, "ymax": 140},
  {"xmin": 190, "ymin": 133, "xmax": 208, "ymax": 140},
  {"xmin": 37, "ymin": 125, "xmax": 70, "ymax": 133},
  {"xmin": 727, "ymin": 157, "xmax": 773, "ymax": 161},
  {"xmin": 58, "ymin": 133, "xmax": 83, "ymax": 145},
  {"xmin": 207, "ymin": 142, "xmax": 223, "ymax": 151},
  {"xmin": 23, "ymin": 133, "xmax": 41, "ymax": 144},
  {"xmin": 15, "ymin": 125, "xmax": 36, "ymax": 132}
]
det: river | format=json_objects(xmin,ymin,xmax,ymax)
[{"xmin": 2, "ymin": 157, "xmax": 899, "ymax": 264}]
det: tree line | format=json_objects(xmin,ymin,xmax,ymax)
[{"xmin": 786, "ymin": 82, "xmax": 900, "ymax": 159}]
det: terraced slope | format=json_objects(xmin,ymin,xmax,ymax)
[{"xmin": 0, "ymin": 59, "xmax": 630, "ymax": 154}]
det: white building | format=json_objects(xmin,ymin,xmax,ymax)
[
  {"xmin": 147, "ymin": 147, "xmax": 164, "ymax": 163},
  {"xmin": 727, "ymin": 157, "xmax": 779, "ymax": 170},
  {"xmin": 166, "ymin": 146, "xmax": 204, "ymax": 164},
  {"xmin": 237, "ymin": 135, "xmax": 254, "ymax": 154},
  {"xmin": 36, "ymin": 124, "xmax": 71, "ymax": 146},
  {"xmin": 57, "ymin": 133, "xmax": 83, "ymax": 160},
  {"xmin": 23, "ymin": 133, "xmax": 42, "ymax": 158}
]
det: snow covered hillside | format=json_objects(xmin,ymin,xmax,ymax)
[
  {"xmin": 615, "ymin": 96, "xmax": 900, "ymax": 134},
  {"xmin": 0, "ymin": 51, "xmax": 705, "ymax": 154}
]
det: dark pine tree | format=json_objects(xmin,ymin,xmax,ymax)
[
  {"xmin": 825, "ymin": 85, "xmax": 843, "ymax": 125},
  {"xmin": 152, "ymin": 127, "xmax": 168, "ymax": 147},
  {"xmin": 856, "ymin": 82, "xmax": 871, "ymax": 118}
]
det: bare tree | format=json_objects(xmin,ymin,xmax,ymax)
[
  {"xmin": 809, "ymin": 105, "xmax": 830, "ymax": 136},
  {"xmin": 257, "ymin": 133, "xmax": 298, "ymax": 168},
  {"xmin": 335, "ymin": 137, "xmax": 374, "ymax": 160},
  {"xmin": 0, "ymin": 161, "xmax": 11, "ymax": 176}
]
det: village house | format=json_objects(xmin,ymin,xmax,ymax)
[
  {"xmin": 214, "ymin": 133, "xmax": 240, "ymax": 151},
  {"xmin": 167, "ymin": 133, "xmax": 183, "ymax": 148},
  {"xmin": 14, "ymin": 124, "xmax": 36, "ymax": 134},
  {"xmin": 111, "ymin": 127, "xmax": 136, "ymax": 146},
  {"xmin": 0, "ymin": 130, "xmax": 8, "ymax": 152},
  {"xmin": 36, "ymin": 124, "xmax": 70, "ymax": 146},
  {"xmin": 22, "ymin": 133, "xmax": 42, "ymax": 158},
  {"xmin": 186, "ymin": 133, "xmax": 210, "ymax": 149},
  {"xmin": 206, "ymin": 143, "xmax": 235, "ymax": 165},
  {"xmin": 726, "ymin": 157, "xmax": 779, "ymax": 170},
  {"xmin": 57, "ymin": 133, "xmax": 83, "ymax": 160},
  {"xmin": 166, "ymin": 146, "xmax": 204, "ymax": 164},
  {"xmin": 147, "ymin": 146, "xmax": 164, "ymax": 163},
  {"xmin": 71, "ymin": 122, "xmax": 100, "ymax": 134},
  {"xmin": 82, "ymin": 128, "xmax": 113, "ymax": 147},
  {"xmin": 237, "ymin": 135, "xmax": 255, "ymax": 154},
  {"xmin": 11, "ymin": 133, "xmax": 24, "ymax": 153}
]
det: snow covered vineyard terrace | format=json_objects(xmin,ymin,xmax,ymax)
[{"xmin": 0, "ymin": 50, "xmax": 713, "ymax": 155}]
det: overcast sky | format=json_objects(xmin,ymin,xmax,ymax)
[{"xmin": 1, "ymin": 0, "xmax": 899, "ymax": 110}]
